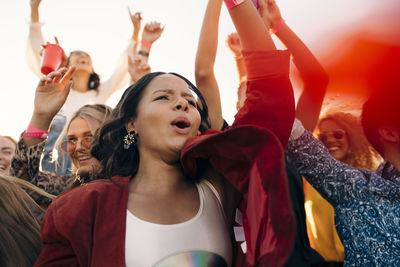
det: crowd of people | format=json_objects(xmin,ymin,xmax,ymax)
[{"xmin": 1, "ymin": 0, "xmax": 399, "ymax": 266}]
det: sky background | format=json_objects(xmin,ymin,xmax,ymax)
[{"xmin": 1, "ymin": 0, "xmax": 399, "ymax": 140}]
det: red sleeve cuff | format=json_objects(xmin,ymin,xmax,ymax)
[{"xmin": 242, "ymin": 50, "xmax": 290, "ymax": 81}]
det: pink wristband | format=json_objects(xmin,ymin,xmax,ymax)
[
  {"xmin": 270, "ymin": 18, "xmax": 285, "ymax": 34},
  {"xmin": 224, "ymin": 0, "xmax": 246, "ymax": 10},
  {"xmin": 141, "ymin": 40, "xmax": 152, "ymax": 49},
  {"xmin": 22, "ymin": 124, "xmax": 49, "ymax": 139}
]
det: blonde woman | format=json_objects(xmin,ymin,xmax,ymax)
[{"xmin": 11, "ymin": 68, "xmax": 113, "ymax": 209}]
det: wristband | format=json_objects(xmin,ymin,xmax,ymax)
[
  {"xmin": 140, "ymin": 40, "xmax": 152, "ymax": 49},
  {"xmin": 224, "ymin": 0, "xmax": 246, "ymax": 10},
  {"xmin": 22, "ymin": 124, "xmax": 49, "ymax": 139},
  {"xmin": 270, "ymin": 18, "xmax": 285, "ymax": 35},
  {"xmin": 138, "ymin": 50, "xmax": 149, "ymax": 57}
]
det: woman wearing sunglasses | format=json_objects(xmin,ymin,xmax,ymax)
[
  {"xmin": 303, "ymin": 112, "xmax": 382, "ymax": 266},
  {"xmin": 11, "ymin": 67, "xmax": 113, "ymax": 209}
]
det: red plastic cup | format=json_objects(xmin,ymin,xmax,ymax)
[{"xmin": 40, "ymin": 43, "xmax": 65, "ymax": 75}]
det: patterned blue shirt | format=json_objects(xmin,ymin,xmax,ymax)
[{"xmin": 286, "ymin": 130, "xmax": 400, "ymax": 266}]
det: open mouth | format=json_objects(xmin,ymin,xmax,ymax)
[
  {"xmin": 171, "ymin": 118, "xmax": 191, "ymax": 134},
  {"xmin": 171, "ymin": 118, "xmax": 191, "ymax": 129}
]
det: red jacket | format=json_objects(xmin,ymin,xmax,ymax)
[{"xmin": 34, "ymin": 50, "xmax": 295, "ymax": 267}]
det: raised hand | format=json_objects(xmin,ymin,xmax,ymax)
[
  {"xmin": 30, "ymin": 0, "xmax": 42, "ymax": 9},
  {"xmin": 258, "ymin": 0, "xmax": 282, "ymax": 28},
  {"xmin": 33, "ymin": 67, "xmax": 75, "ymax": 123},
  {"xmin": 128, "ymin": 55, "xmax": 151, "ymax": 83},
  {"xmin": 128, "ymin": 8, "xmax": 142, "ymax": 29},
  {"xmin": 128, "ymin": 7, "xmax": 142, "ymax": 42},
  {"xmin": 226, "ymin": 32, "xmax": 243, "ymax": 57},
  {"xmin": 30, "ymin": 0, "xmax": 42, "ymax": 22},
  {"xmin": 141, "ymin": 22, "xmax": 164, "ymax": 44}
]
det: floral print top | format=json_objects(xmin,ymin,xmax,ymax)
[{"xmin": 286, "ymin": 129, "xmax": 400, "ymax": 266}]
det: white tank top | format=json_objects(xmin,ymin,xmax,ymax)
[{"xmin": 125, "ymin": 180, "xmax": 232, "ymax": 267}]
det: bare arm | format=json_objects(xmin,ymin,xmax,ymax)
[
  {"xmin": 258, "ymin": 0, "xmax": 328, "ymax": 131},
  {"xmin": 27, "ymin": 0, "xmax": 45, "ymax": 77},
  {"xmin": 127, "ymin": 8, "xmax": 142, "ymax": 42},
  {"xmin": 30, "ymin": 0, "xmax": 41, "ymax": 22},
  {"xmin": 195, "ymin": 0, "xmax": 224, "ymax": 130},
  {"xmin": 228, "ymin": 1, "xmax": 275, "ymax": 51},
  {"xmin": 226, "ymin": 32, "xmax": 247, "ymax": 83},
  {"xmin": 24, "ymin": 67, "xmax": 75, "ymax": 148},
  {"xmin": 138, "ymin": 21, "xmax": 164, "ymax": 62}
]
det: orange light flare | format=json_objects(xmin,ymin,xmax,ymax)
[{"xmin": 302, "ymin": 11, "xmax": 400, "ymax": 114}]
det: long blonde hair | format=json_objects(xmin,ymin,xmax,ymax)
[
  {"xmin": 316, "ymin": 112, "xmax": 382, "ymax": 170},
  {"xmin": 0, "ymin": 174, "xmax": 54, "ymax": 266}
]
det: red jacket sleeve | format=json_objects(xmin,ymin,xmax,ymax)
[
  {"xmin": 181, "ymin": 50, "xmax": 296, "ymax": 266},
  {"xmin": 233, "ymin": 50, "xmax": 294, "ymax": 148}
]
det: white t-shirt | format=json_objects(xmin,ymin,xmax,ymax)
[
  {"xmin": 26, "ymin": 21, "xmax": 135, "ymax": 118},
  {"xmin": 125, "ymin": 180, "xmax": 232, "ymax": 267}
]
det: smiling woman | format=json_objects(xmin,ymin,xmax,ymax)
[
  {"xmin": 10, "ymin": 68, "xmax": 113, "ymax": 209},
  {"xmin": 303, "ymin": 111, "xmax": 382, "ymax": 264}
]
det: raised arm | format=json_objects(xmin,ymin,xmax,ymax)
[
  {"xmin": 226, "ymin": 32, "xmax": 247, "ymax": 84},
  {"xmin": 137, "ymin": 21, "xmax": 164, "ymax": 62},
  {"xmin": 11, "ymin": 68, "xmax": 76, "ymax": 205},
  {"xmin": 286, "ymin": 119, "xmax": 400, "ymax": 205},
  {"xmin": 194, "ymin": 0, "xmax": 224, "ymax": 130},
  {"xmin": 26, "ymin": 67, "xmax": 74, "ymax": 147},
  {"xmin": 26, "ymin": 0, "xmax": 45, "ymax": 77},
  {"xmin": 258, "ymin": 0, "xmax": 328, "ymax": 131},
  {"xmin": 128, "ymin": 54, "xmax": 151, "ymax": 84},
  {"xmin": 97, "ymin": 9, "xmax": 144, "ymax": 100},
  {"xmin": 128, "ymin": 8, "xmax": 142, "ymax": 43},
  {"xmin": 228, "ymin": 0, "xmax": 294, "ymax": 147}
]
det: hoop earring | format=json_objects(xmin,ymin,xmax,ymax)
[{"xmin": 123, "ymin": 131, "xmax": 137, "ymax": 150}]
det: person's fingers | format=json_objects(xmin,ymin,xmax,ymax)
[
  {"xmin": 60, "ymin": 66, "xmax": 76, "ymax": 85},
  {"xmin": 128, "ymin": 55, "xmax": 134, "ymax": 66},
  {"xmin": 47, "ymin": 70, "xmax": 60, "ymax": 79},
  {"xmin": 46, "ymin": 68, "xmax": 64, "ymax": 83},
  {"xmin": 127, "ymin": 6, "xmax": 132, "ymax": 17},
  {"xmin": 52, "ymin": 71, "xmax": 65, "ymax": 83},
  {"xmin": 258, "ymin": 0, "xmax": 267, "ymax": 9},
  {"xmin": 61, "ymin": 80, "xmax": 73, "ymax": 99},
  {"xmin": 39, "ymin": 76, "xmax": 52, "ymax": 86}
]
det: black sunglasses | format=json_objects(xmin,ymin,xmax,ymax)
[{"xmin": 318, "ymin": 129, "xmax": 346, "ymax": 143}]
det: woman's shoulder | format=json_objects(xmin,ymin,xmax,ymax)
[
  {"xmin": 52, "ymin": 176, "xmax": 130, "ymax": 207},
  {"xmin": 42, "ymin": 176, "xmax": 131, "ymax": 233}
]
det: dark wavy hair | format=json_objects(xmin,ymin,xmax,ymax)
[
  {"xmin": 66, "ymin": 50, "xmax": 100, "ymax": 90},
  {"xmin": 91, "ymin": 72, "xmax": 210, "ymax": 179},
  {"xmin": 361, "ymin": 85, "xmax": 400, "ymax": 155}
]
